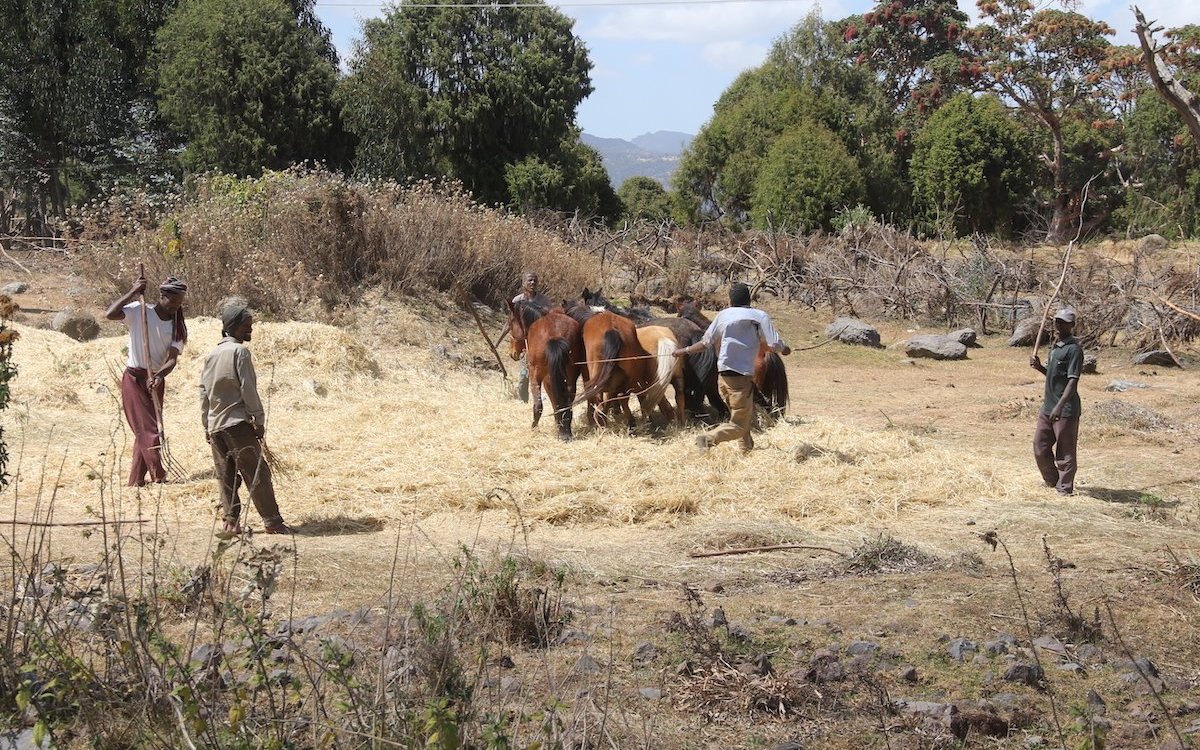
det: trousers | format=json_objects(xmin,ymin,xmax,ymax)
[
  {"xmin": 1033, "ymin": 412, "xmax": 1079, "ymax": 495},
  {"xmin": 210, "ymin": 421, "xmax": 282, "ymax": 526},
  {"xmin": 703, "ymin": 373, "xmax": 755, "ymax": 450}
]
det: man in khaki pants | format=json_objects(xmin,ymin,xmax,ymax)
[
  {"xmin": 200, "ymin": 298, "xmax": 296, "ymax": 536},
  {"xmin": 673, "ymin": 282, "xmax": 790, "ymax": 452}
]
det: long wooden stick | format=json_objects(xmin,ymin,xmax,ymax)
[
  {"xmin": 1155, "ymin": 294, "xmax": 1200, "ymax": 323},
  {"xmin": 689, "ymin": 543, "xmax": 847, "ymax": 558},
  {"xmin": 1031, "ymin": 245, "xmax": 1074, "ymax": 357},
  {"xmin": 454, "ymin": 284, "xmax": 508, "ymax": 378},
  {"xmin": 8, "ymin": 519, "xmax": 148, "ymax": 527}
]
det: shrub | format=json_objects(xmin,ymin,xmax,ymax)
[
  {"xmin": 74, "ymin": 167, "xmax": 601, "ymax": 318},
  {"xmin": 750, "ymin": 120, "xmax": 865, "ymax": 232}
]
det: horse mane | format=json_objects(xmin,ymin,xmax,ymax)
[
  {"xmin": 514, "ymin": 300, "xmax": 546, "ymax": 330},
  {"xmin": 677, "ymin": 302, "xmax": 711, "ymax": 329}
]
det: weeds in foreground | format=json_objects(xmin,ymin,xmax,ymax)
[{"xmin": 1, "ymin": 460, "xmax": 582, "ymax": 748}]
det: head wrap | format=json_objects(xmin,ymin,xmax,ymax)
[
  {"xmin": 159, "ymin": 276, "xmax": 188, "ymax": 343},
  {"xmin": 160, "ymin": 277, "xmax": 188, "ymax": 295},
  {"xmin": 729, "ymin": 282, "xmax": 751, "ymax": 307},
  {"xmin": 220, "ymin": 297, "xmax": 252, "ymax": 338}
]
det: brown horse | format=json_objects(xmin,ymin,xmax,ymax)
[
  {"xmin": 567, "ymin": 294, "xmax": 670, "ymax": 430},
  {"xmin": 505, "ymin": 300, "xmax": 584, "ymax": 440},
  {"xmin": 677, "ymin": 300, "xmax": 789, "ymax": 419}
]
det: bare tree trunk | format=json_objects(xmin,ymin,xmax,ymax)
[
  {"xmin": 1046, "ymin": 128, "xmax": 1072, "ymax": 245},
  {"xmin": 1134, "ymin": 6, "xmax": 1200, "ymax": 150}
]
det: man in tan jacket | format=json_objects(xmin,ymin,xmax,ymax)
[{"xmin": 200, "ymin": 298, "xmax": 295, "ymax": 536}]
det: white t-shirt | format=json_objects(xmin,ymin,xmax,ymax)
[{"xmin": 123, "ymin": 301, "xmax": 184, "ymax": 371}]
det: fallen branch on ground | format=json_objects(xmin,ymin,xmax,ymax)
[{"xmin": 689, "ymin": 543, "xmax": 847, "ymax": 558}]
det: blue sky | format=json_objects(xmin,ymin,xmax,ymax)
[{"xmin": 314, "ymin": 0, "xmax": 1197, "ymax": 141}]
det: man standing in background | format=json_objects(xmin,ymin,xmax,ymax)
[
  {"xmin": 512, "ymin": 271, "xmax": 552, "ymax": 402},
  {"xmin": 200, "ymin": 298, "xmax": 296, "ymax": 536},
  {"xmin": 105, "ymin": 274, "xmax": 188, "ymax": 486},
  {"xmin": 1030, "ymin": 308, "xmax": 1084, "ymax": 495}
]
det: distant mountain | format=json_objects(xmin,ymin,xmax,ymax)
[
  {"xmin": 581, "ymin": 131, "xmax": 694, "ymax": 190},
  {"xmin": 631, "ymin": 131, "xmax": 693, "ymax": 155}
]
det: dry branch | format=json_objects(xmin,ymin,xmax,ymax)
[{"xmin": 689, "ymin": 543, "xmax": 847, "ymax": 558}]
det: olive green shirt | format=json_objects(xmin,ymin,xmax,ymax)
[
  {"xmin": 199, "ymin": 337, "xmax": 266, "ymax": 434},
  {"xmin": 1042, "ymin": 335, "xmax": 1083, "ymax": 418}
]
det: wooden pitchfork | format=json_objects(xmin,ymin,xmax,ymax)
[{"xmin": 138, "ymin": 263, "xmax": 186, "ymax": 482}]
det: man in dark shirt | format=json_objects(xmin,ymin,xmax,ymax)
[{"xmin": 1029, "ymin": 308, "xmax": 1084, "ymax": 495}]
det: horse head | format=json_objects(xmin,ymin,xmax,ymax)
[
  {"xmin": 504, "ymin": 300, "xmax": 527, "ymax": 360},
  {"xmin": 581, "ymin": 287, "xmax": 611, "ymax": 313},
  {"xmin": 677, "ymin": 301, "xmax": 711, "ymax": 328}
]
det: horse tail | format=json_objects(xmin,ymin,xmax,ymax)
[
  {"xmin": 643, "ymin": 337, "xmax": 676, "ymax": 411},
  {"xmin": 544, "ymin": 337, "xmax": 571, "ymax": 415},
  {"xmin": 574, "ymin": 328, "xmax": 624, "ymax": 406},
  {"xmin": 757, "ymin": 351, "xmax": 789, "ymax": 417}
]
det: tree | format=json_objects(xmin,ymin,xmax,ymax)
[
  {"xmin": 505, "ymin": 137, "xmax": 619, "ymax": 222},
  {"xmin": 844, "ymin": 0, "xmax": 973, "ymax": 118},
  {"xmin": 750, "ymin": 121, "xmax": 865, "ymax": 231},
  {"xmin": 618, "ymin": 176, "xmax": 672, "ymax": 223},
  {"xmin": 910, "ymin": 93, "xmax": 1035, "ymax": 236},
  {"xmin": 1117, "ymin": 91, "xmax": 1200, "ymax": 237},
  {"xmin": 970, "ymin": 1, "xmax": 1117, "ymax": 243},
  {"xmin": 154, "ymin": 0, "xmax": 339, "ymax": 175},
  {"xmin": 0, "ymin": 0, "xmax": 178, "ymax": 228},
  {"xmin": 338, "ymin": 0, "xmax": 592, "ymax": 208},
  {"xmin": 1133, "ymin": 8, "xmax": 1200, "ymax": 152},
  {"xmin": 673, "ymin": 12, "xmax": 906, "ymax": 227}
]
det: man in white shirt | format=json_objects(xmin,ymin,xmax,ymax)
[
  {"xmin": 199, "ymin": 298, "xmax": 294, "ymax": 536},
  {"xmin": 105, "ymin": 274, "xmax": 188, "ymax": 486},
  {"xmin": 673, "ymin": 282, "xmax": 790, "ymax": 452}
]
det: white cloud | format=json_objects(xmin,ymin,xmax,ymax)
[
  {"xmin": 581, "ymin": 2, "xmax": 818, "ymax": 44},
  {"xmin": 702, "ymin": 40, "xmax": 770, "ymax": 69}
]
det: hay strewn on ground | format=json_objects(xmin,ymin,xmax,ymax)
[{"xmin": 8, "ymin": 318, "xmax": 1042, "ymax": 535}]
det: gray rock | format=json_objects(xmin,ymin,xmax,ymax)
[
  {"xmin": 767, "ymin": 615, "xmax": 798, "ymax": 626},
  {"xmin": 846, "ymin": 640, "xmax": 879, "ymax": 656},
  {"xmin": 948, "ymin": 638, "xmax": 977, "ymax": 662},
  {"xmin": 51, "ymin": 309, "xmax": 100, "ymax": 341},
  {"xmin": 573, "ymin": 654, "xmax": 602, "ymax": 674},
  {"xmin": 1139, "ymin": 234, "xmax": 1169, "ymax": 253},
  {"xmin": 710, "ymin": 607, "xmax": 727, "ymax": 628},
  {"xmin": 1033, "ymin": 635, "xmax": 1066, "ymax": 656},
  {"xmin": 500, "ymin": 676, "xmax": 521, "ymax": 694},
  {"xmin": 1057, "ymin": 662, "xmax": 1086, "ymax": 675},
  {"xmin": 1083, "ymin": 353, "xmax": 1098, "ymax": 374},
  {"xmin": 1, "ymin": 282, "xmax": 29, "ymax": 295},
  {"xmin": 267, "ymin": 668, "xmax": 292, "ymax": 686},
  {"xmin": 1009, "ymin": 317, "xmax": 1050, "ymax": 347},
  {"xmin": 1134, "ymin": 350, "xmax": 1179, "ymax": 367},
  {"xmin": 739, "ymin": 653, "xmax": 772, "ymax": 676},
  {"xmin": 557, "ymin": 629, "xmax": 591, "ymax": 646},
  {"xmin": 984, "ymin": 639, "xmax": 1011, "ymax": 655},
  {"xmin": 769, "ymin": 742, "xmax": 804, "ymax": 750},
  {"xmin": 949, "ymin": 328, "xmax": 979, "ymax": 347},
  {"xmin": 1105, "ymin": 379, "xmax": 1149, "ymax": 392},
  {"xmin": 638, "ymin": 687, "xmax": 663, "ymax": 700},
  {"xmin": 190, "ymin": 643, "xmax": 221, "ymax": 670},
  {"xmin": 805, "ymin": 649, "xmax": 845, "ymax": 683},
  {"xmin": 631, "ymin": 641, "xmax": 658, "ymax": 664},
  {"xmin": 826, "ymin": 317, "xmax": 882, "ymax": 348},
  {"xmin": 899, "ymin": 665, "xmax": 919, "ymax": 682},
  {"xmin": 1086, "ymin": 690, "xmax": 1106, "ymax": 715},
  {"xmin": 906, "ymin": 335, "xmax": 968, "ymax": 360},
  {"xmin": 1003, "ymin": 663, "xmax": 1045, "ymax": 686},
  {"xmin": 1124, "ymin": 656, "xmax": 1160, "ymax": 677}
]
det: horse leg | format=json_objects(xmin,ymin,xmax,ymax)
[
  {"xmin": 673, "ymin": 375, "xmax": 687, "ymax": 427},
  {"xmin": 618, "ymin": 393, "xmax": 636, "ymax": 434}
]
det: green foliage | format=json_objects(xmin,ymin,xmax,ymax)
[
  {"xmin": 844, "ymin": 0, "xmax": 973, "ymax": 118},
  {"xmin": 338, "ymin": 0, "xmax": 593, "ymax": 209},
  {"xmin": 617, "ymin": 176, "xmax": 672, "ymax": 223},
  {"xmin": 674, "ymin": 11, "xmax": 907, "ymax": 228},
  {"xmin": 504, "ymin": 137, "xmax": 619, "ymax": 222},
  {"xmin": 910, "ymin": 93, "xmax": 1036, "ymax": 236},
  {"xmin": 751, "ymin": 121, "xmax": 865, "ymax": 231},
  {"xmin": 970, "ymin": 1, "xmax": 1118, "ymax": 241},
  {"xmin": 0, "ymin": 297, "xmax": 15, "ymax": 489},
  {"xmin": 1116, "ymin": 92, "xmax": 1200, "ymax": 237},
  {"xmin": 0, "ymin": 0, "xmax": 178, "ymax": 225},
  {"xmin": 154, "ymin": 0, "xmax": 340, "ymax": 176}
]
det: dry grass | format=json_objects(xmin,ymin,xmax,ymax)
[{"xmin": 6, "ymin": 292, "xmax": 1200, "ymax": 748}]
